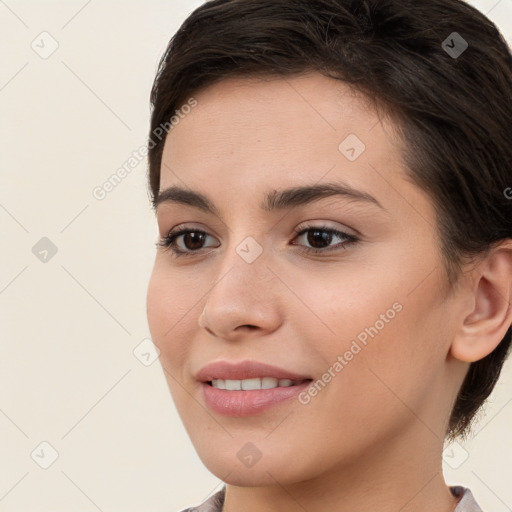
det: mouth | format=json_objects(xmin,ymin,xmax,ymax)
[
  {"xmin": 206, "ymin": 377, "xmax": 312, "ymax": 390},
  {"xmin": 201, "ymin": 378, "xmax": 314, "ymax": 416},
  {"xmin": 196, "ymin": 360, "xmax": 314, "ymax": 416}
]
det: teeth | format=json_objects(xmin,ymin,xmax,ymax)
[
  {"xmin": 213, "ymin": 379, "xmax": 226, "ymax": 389},
  {"xmin": 211, "ymin": 377, "xmax": 299, "ymax": 390},
  {"xmin": 262, "ymin": 377, "xmax": 279, "ymax": 389},
  {"xmin": 242, "ymin": 378, "xmax": 263, "ymax": 390},
  {"xmin": 225, "ymin": 379, "xmax": 241, "ymax": 390}
]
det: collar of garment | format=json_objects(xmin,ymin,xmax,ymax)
[{"xmin": 178, "ymin": 484, "xmax": 483, "ymax": 512}]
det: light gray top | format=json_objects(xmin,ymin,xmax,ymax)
[{"xmin": 178, "ymin": 485, "xmax": 484, "ymax": 512}]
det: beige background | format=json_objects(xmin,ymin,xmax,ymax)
[{"xmin": 1, "ymin": 1, "xmax": 511, "ymax": 511}]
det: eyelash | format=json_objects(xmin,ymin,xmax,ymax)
[{"xmin": 156, "ymin": 224, "xmax": 359, "ymax": 258}]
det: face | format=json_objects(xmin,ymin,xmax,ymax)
[{"xmin": 146, "ymin": 72, "xmax": 467, "ymax": 487}]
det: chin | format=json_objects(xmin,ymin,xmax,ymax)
[
  {"xmin": 207, "ymin": 462, "xmax": 298, "ymax": 487},
  {"xmin": 195, "ymin": 444, "xmax": 314, "ymax": 487}
]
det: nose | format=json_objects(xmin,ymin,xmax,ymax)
[{"xmin": 198, "ymin": 249, "xmax": 283, "ymax": 341}]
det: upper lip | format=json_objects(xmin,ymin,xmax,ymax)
[{"xmin": 196, "ymin": 360, "xmax": 312, "ymax": 382}]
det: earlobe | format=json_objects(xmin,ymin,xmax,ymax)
[{"xmin": 450, "ymin": 242, "xmax": 512, "ymax": 363}]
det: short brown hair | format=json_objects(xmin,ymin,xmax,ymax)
[{"xmin": 147, "ymin": 0, "xmax": 512, "ymax": 440}]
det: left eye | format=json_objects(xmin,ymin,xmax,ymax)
[
  {"xmin": 292, "ymin": 225, "xmax": 359, "ymax": 254},
  {"xmin": 157, "ymin": 225, "xmax": 359, "ymax": 256}
]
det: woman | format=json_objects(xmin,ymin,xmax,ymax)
[{"xmin": 145, "ymin": 0, "xmax": 512, "ymax": 510}]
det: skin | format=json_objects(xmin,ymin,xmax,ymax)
[{"xmin": 146, "ymin": 72, "xmax": 512, "ymax": 512}]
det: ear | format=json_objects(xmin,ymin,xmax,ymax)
[{"xmin": 450, "ymin": 241, "xmax": 512, "ymax": 363}]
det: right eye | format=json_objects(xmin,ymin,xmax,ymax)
[{"xmin": 157, "ymin": 228, "xmax": 219, "ymax": 256}]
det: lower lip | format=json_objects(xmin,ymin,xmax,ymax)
[{"xmin": 201, "ymin": 380, "xmax": 312, "ymax": 416}]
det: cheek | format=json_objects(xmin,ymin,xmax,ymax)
[
  {"xmin": 146, "ymin": 264, "xmax": 196, "ymax": 368},
  {"xmin": 292, "ymin": 268, "xmax": 402, "ymax": 354},
  {"xmin": 291, "ymin": 263, "xmax": 444, "ymax": 407},
  {"xmin": 146, "ymin": 266, "xmax": 170, "ymax": 342}
]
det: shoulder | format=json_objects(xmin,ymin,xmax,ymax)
[
  {"xmin": 176, "ymin": 486, "xmax": 226, "ymax": 512},
  {"xmin": 451, "ymin": 486, "xmax": 485, "ymax": 512}
]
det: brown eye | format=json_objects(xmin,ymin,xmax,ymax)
[
  {"xmin": 180, "ymin": 231, "xmax": 208, "ymax": 251},
  {"xmin": 158, "ymin": 229, "xmax": 219, "ymax": 256},
  {"xmin": 292, "ymin": 225, "xmax": 359, "ymax": 254}
]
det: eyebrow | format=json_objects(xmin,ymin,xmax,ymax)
[{"xmin": 153, "ymin": 182, "xmax": 386, "ymax": 215}]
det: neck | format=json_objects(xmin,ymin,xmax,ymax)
[{"xmin": 222, "ymin": 427, "xmax": 459, "ymax": 512}]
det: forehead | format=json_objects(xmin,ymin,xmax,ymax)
[
  {"xmin": 160, "ymin": 73, "xmax": 398, "ymax": 184},
  {"xmin": 170, "ymin": 74, "xmax": 377, "ymax": 134}
]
